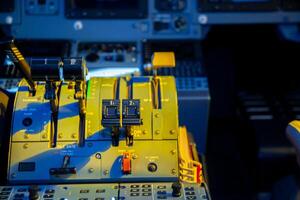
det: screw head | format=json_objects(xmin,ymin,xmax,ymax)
[
  {"xmin": 11, "ymin": 173, "xmax": 16, "ymax": 178},
  {"xmin": 88, "ymin": 168, "xmax": 94, "ymax": 173},
  {"xmin": 103, "ymin": 170, "xmax": 109, "ymax": 175},
  {"xmin": 95, "ymin": 153, "xmax": 101, "ymax": 159},
  {"xmin": 23, "ymin": 143, "xmax": 29, "ymax": 149},
  {"xmin": 171, "ymin": 169, "xmax": 177, "ymax": 175},
  {"xmin": 5, "ymin": 16, "xmax": 13, "ymax": 24}
]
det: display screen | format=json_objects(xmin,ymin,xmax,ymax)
[
  {"xmin": 198, "ymin": 0, "xmax": 277, "ymax": 11},
  {"xmin": 0, "ymin": 0, "xmax": 14, "ymax": 12},
  {"xmin": 65, "ymin": 0, "xmax": 148, "ymax": 19}
]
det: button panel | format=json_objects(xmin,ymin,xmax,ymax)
[
  {"xmin": 119, "ymin": 183, "xmax": 208, "ymax": 200},
  {"xmin": 0, "ymin": 183, "xmax": 208, "ymax": 200},
  {"xmin": 0, "ymin": 184, "xmax": 118, "ymax": 200}
]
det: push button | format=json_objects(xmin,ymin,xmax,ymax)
[
  {"xmin": 96, "ymin": 189, "xmax": 105, "ymax": 193},
  {"xmin": 17, "ymin": 188, "xmax": 27, "ymax": 192},
  {"xmin": 45, "ymin": 189, "xmax": 55, "ymax": 194},
  {"xmin": 43, "ymin": 194, "xmax": 54, "ymax": 198},
  {"xmin": 80, "ymin": 189, "xmax": 89, "ymax": 193},
  {"xmin": 130, "ymin": 189, "xmax": 139, "ymax": 192},
  {"xmin": 122, "ymin": 152, "xmax": 131, "ymax": 174},
  {"xmin": 14, "ymin": 194, "xmax": 24, "ymax": 198},
  {"xmin": 1, "ymin": 188, "xmax": 12, "ymax": 192}
]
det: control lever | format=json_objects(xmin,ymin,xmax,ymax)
[
  {"xmin": 74, "ymin": 80, "xmax": 86, "ymax": 147},
  {"xmin": 44, "ymin": 81, "xmax": 60, "ymax": 148},
  {"xmin": 102, "ymin": 100, "xmax": 121, "ymax": 146},
  {"xmin": 63, "ymin": 58, "xmax": 88, "ymax": 147},
  {"xmin": 101, "ymin": 99, "xmax": 142, "ymax": 146},
  {"xmin": 0, "ymin": 38, "xmax": 36, "ymax": 94},
  {"xmin": 49, "ymin": 155, "xmax": 76, "ymax": 176},
  {"xmin": 122, "ymin": 99, "xmax": 142, "ymax": 146},
  {"xmin": 144, "ymin": 52, "xmax": 175, "ymax": 109},
  {"xmin": 30, "ymin": 57, "xmax": 63, "ymax": 148}
]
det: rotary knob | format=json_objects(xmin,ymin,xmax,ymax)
[{"xmin": 147, "ymin": 162, "xmax": 158, "ymax": 172}]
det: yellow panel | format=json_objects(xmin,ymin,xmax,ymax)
[
  {"xmin": 152, "ymin": 52, "xmax": 176, "ymax": 69},
  {"xmin": 57, "ymin": 83, "xmax": 80, "ymax": 142},
  {"xmin": 158, "ymin": 76, "xmax": 179, "ymax": 139},
  {"xmin": 131, "ymin": 78, "xmax": 153, "ymax": 139},
  {"xmin": 86, "ymin": 78, "xmax": 102, "ymax": 140},
  {"xmin": 289, "ymin": 120, "xmax": 300, "ymax": 133},
  {"xmin": 12, "ymin": 80, "xmax": 51, "ymax": 142}
]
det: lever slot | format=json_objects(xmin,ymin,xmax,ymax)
[{"xmin": 49, "ymin": 155, "xmax": 76, "ymax": 176}]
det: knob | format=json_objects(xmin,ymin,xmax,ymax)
[
  {"xmin": 147, "ymin": 162, "xmax": 158, "ymax": 172},
  {"xmin": 171, "ymin": 182, "xmax": 182, "ymax": 197},
  {"xmin": 28, "ymin": 185, "xmax": 39, "ymax": 200},
  {"xmin": 174, "ymin": 16, "xmax": 187, "ymax": 32},
  {"xmin": 22, "ymin": 117, "xmax": 33, "ymax": 127}
]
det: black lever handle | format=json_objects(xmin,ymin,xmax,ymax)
[{"xmin": 0, "ymin": 38, "xmax": 36, "ymax": 94}]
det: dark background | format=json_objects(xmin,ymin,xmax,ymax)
[{"xmin": 203, "ymin": 25, "xmax": 300, "ymax": 199}]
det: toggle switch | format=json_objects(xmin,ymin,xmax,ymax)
[{"xmin": 122, "ymin": 152, "xmax": 131, "ymax": 174}]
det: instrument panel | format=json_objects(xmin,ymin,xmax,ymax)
[
  {"xmin": 65, "ymin": 0, "xmax": 148, "ymax": 19},
  {"xmin": 0, "ymin": 0, "xmax": 299, "ymax": 41},
  {"xmin": 0, "ymin": 182, "xmax": 209, "ymax": 200},
  {"xmin": 198, "ymin": 0, "xmax": 279, "ymax": 12}
]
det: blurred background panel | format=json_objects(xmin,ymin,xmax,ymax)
[{"xmin": 0, "ymin": 0, "xmax": 300, "ymax": 199}]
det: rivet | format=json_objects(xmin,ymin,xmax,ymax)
[
  {"xmin": 142, "ymin": 130, "xmax": 147, "ymax": 135},
  {"xmin": 58, "ymin": 133, "xmax": 63, "ymax": 138},
  {"xmin": 155, "ymin": 113, "xmax": 160, "ymax": 118},
  {"xmin": 155, "ymin": 130, "xmax": 160, "ymax": 135},
  {"xmin": 95, "ymin": 153, "xmax": 101, "ymax": 159},
  {"xmin": 171, "ymin": 169, "xmax": 176, "ymax": 175},
  {"xmin": 88, "ymin": 168, "xmax": 94, "ymax": 173},
  {"xmin": 170, "ymin": 130, "xmax": 176, "ymax": 135},
  {"xmin": 23, "ymin": 143, "xmax": 29, "ymax": 149},
  {"xmin": 24, "ymin": 134, "xmax": 29, "ymax": 139},
  {"xmin": 71, "ymin": 133, "xmax": 76, "ymax": 139},
  {"xmin": 132, "ymin": 154, "xmax": 138, "ymax": 159},
  {"xmin": 171, "ymin": 150, "xmax": 176, "ymax": 155},
  {"xmin": 42, "ymin": 134, "xmax": 47, "ymax": 139},
  {"xmin": 103, "ymin": 170, "xmax": 109, "ymax": 175},
  {"xmin": 11, "ymin": 173, "xmax": 16, "ymax": 178}
]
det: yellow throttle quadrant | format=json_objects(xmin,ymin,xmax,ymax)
[{"xmin": 7, "ymin": 52, "xmax": 203, "ymax": 185}]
